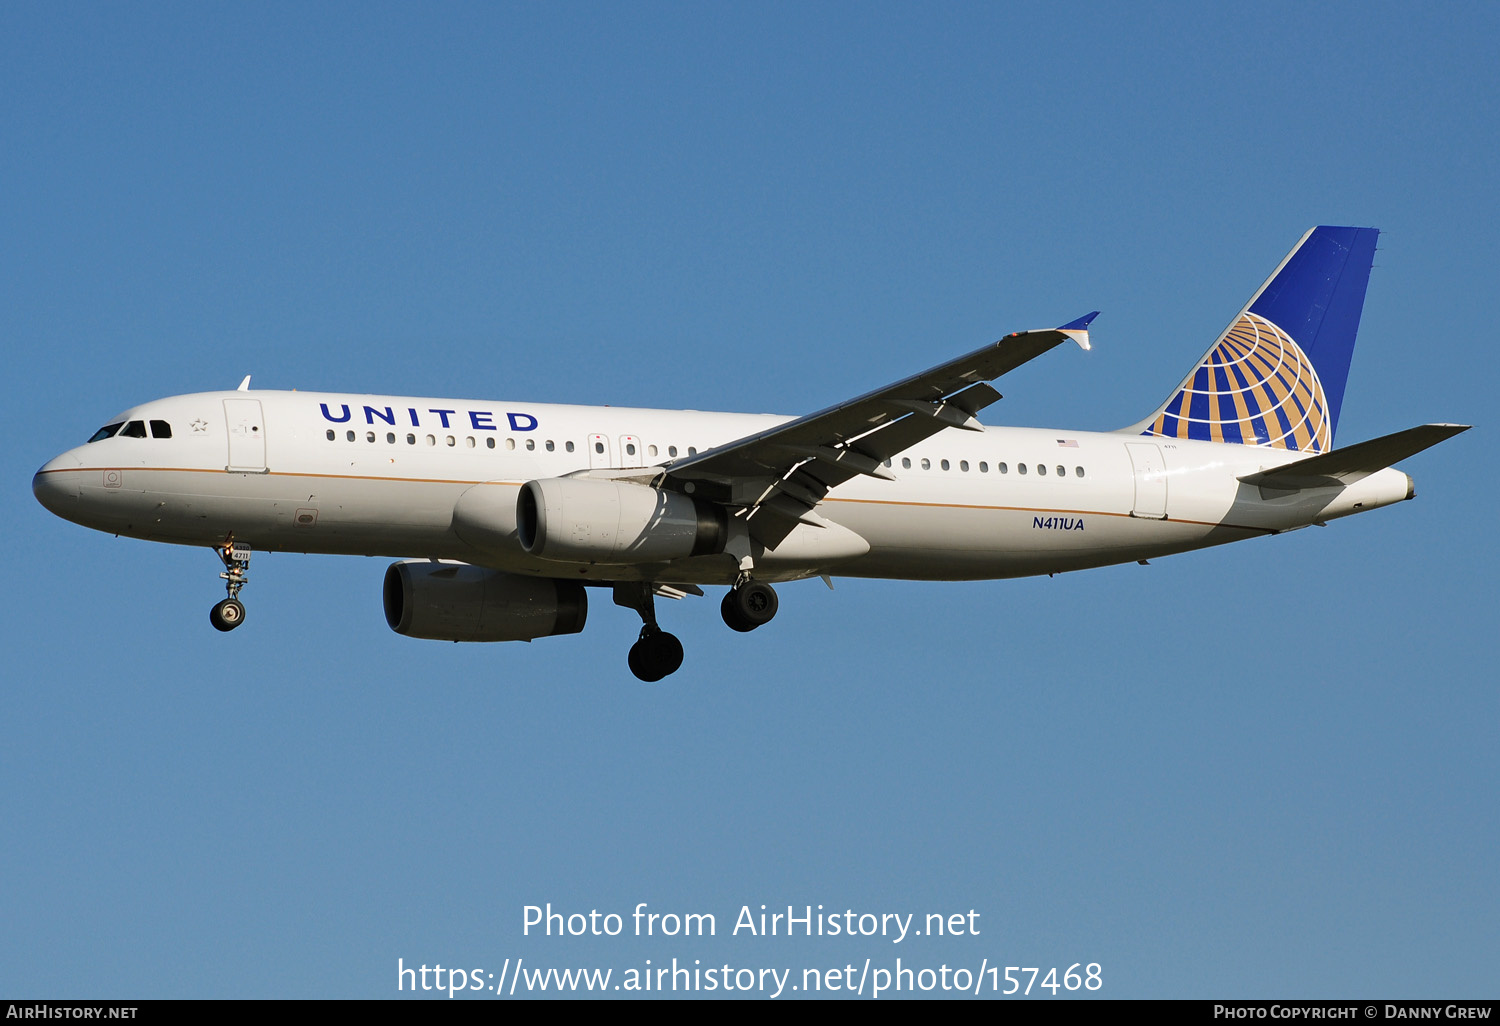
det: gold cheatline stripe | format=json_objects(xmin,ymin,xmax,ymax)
[
  {"xmin": 49, "ymin": 466, "xmax": 1271, "ymax": 533},
  {"xmin": 47, "ymin": 466, "xmax": 519, "ymax": 487},
  {"xmin": 822, "ymin": 496, "xmax": 1263, "ymax": 531}
]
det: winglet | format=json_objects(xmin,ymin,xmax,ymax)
[
  {"xmin": 237, "ymin": 375, "xmax": 252, "ymax": 391},
  {"xmin": 1057, "ymin": 311, "xmax": 1098, "ymax": 351}
]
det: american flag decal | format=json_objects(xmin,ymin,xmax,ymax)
[{"xmin": 1056, "ymin": 439, "xmax": 1079, "ymax": 448}]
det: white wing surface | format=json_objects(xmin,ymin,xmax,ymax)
[{"xmin": 661, "ymin": 316, "xmax": 1097, "ymax": 545}]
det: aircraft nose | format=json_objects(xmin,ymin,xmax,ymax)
[{"xmin": 33, "ymin": 451, "xmax": 82, "ymax": 515}]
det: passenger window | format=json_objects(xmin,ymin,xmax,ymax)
[
  {"xmin": 688, "ymin": 447, "xmax": 697, "ymax": 456},
  {"xmin": 526, "ymin": 439, "xmax": 535, "ymax": 451},
  {"xmin": 326, "ymin": 429, "xmax": 335, "ymax": 441},
  {"xmin": 367, "ymin": 431, "xmax": 376, "ymax": 442},
  {"xmin": 884, "ymin": 459, "xmax": 892, "ymax": 467},
  {"xmin": 466, "ymin": 437, "xmax": 475, "ymax": 448},
  {"xmin": 446, "ymin": 436, "xmax": 456, "ymax": 447},
  {"xmin": 407, "ymin": 433, "xmax": 416, "ymax": 445},
  {"xmin": 1017, "ymin": 463, "xmax": 1026, "ymax": 475},
  {"xmin": 150, "ymin": 420, "xmax": 172, "ymax": 438},
  {"xmin": 565, "ymin": 441, "xmax": 575, "ymax": 453},
  {"xmin": 649, "ymin": 445, "xmax": 658, "ymax": 457},
  {"xmin": 507, "ymin": 438, "xmax": 516, "ymax": 450},
  {"xmin": 486, "ymin": 437, "xmax": 495, "ymax": 449},
  {"xmin": 979, "ymin": 461, "xmax": 988, "ymax": 473},
  {"xmin": 668, "ymin": 446, "xmax": 678, "ymax": 457},
  {"xmin": 960, "ymin": 460, "xmax": 969, "ymax": 472},
  {"xmin": 347, "ymin": 430, "xmax": 356, "ymax": 442},
  {"xmin": 940, "ymin": 459, "xmax": 950, "ymax": 471},
  {"xmin": 626, "ymin": 443, "xmax": 636, "ymax": 456},
  {"xmin": 546, "ymin": 440, "xmax": 555, "ymax": 452},
  {"xmin": 88, "ymin": 423, "xmax": 124, "ymax": 443},
  {"xmin": 426, "ymin": 434, "xmax": 436, "ymax": 446},
  {"xmin": 920, "ymin": 458, "xmax": 931, "ymax": 470},
  {"xmin": 595, "ymin": 442, "xmax": 604, "ymax": 454},
  {"xmin": 998, "ymin": 462, "xmax": 1008, "ymax": 474},
  {"xmin": 121, "ymin": 421, "xmax": 147, "ymax": 438},
  {"xmin": 1076, "ymin": 467, "xmax": 1085, "ymax": 478},
  {"xmin": 387, "ymin": 432, "xmax": 396, "ymax": 443},
  {"xmin": 1038, "ymin": 464, "xmax": 1047, "ymax": 476},
  {"xmin": 1057, "ymin": 465, "xmax": 1065, "ymax": 477},
  {"xmin": 901, "ymin": 457, "xmax": 911, "ymax": 469}
]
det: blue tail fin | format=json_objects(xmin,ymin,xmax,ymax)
[{"xmin": 1136, "ymin": 226, "xmax": 1378, "ymax": 452}]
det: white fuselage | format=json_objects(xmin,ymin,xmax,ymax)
[{"xmin": 33, "ymin": 389, "xmax": 1415, "ymax": 585}]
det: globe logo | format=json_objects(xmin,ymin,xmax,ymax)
[{"xmin": 1146, "ymin": 311, "xmax": 1330, "ymax": 451}]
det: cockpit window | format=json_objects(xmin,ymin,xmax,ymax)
[
  {"xmin": 150, "ymin": 420, "xmax": 172, "ymax": 439},
  {"xmin": 120, "ymin": 421, "xmax": 148, "ymax": 438},
  {"xmin": 87, "ymin": 423, "xmax": 124, "ymax": 443}
]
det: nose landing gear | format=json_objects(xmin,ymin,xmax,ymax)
[{"xmin": 210, "ymin": 537, "xmax": 251, "ymax": 632}]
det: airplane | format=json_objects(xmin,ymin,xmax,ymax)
[{"xmin": 33, "ymin": 226, "xmax": 1468, "ymax": 681}]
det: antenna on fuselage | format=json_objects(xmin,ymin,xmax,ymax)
[{"xmin": 237, "ymin": 375, "xmax": 251, "ymax": 391}]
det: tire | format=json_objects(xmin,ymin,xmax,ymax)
[
  {"xmin": 210, "ymin": 598, "xmax": 246, "ymax": 632},
  {"xmin": 721, "ymin": 591, "xmax": 755, "ymax": 632},
  {"xmin": 627, "ymin": 641, "xmax": 659, "ymax": 681},
  {"xmin": 726, "ymin": 582, "xmax": 778, "ymax": 630},
  {"xmin": 628, "ymin": 630, "xmax": 684, "ymax": 682},
  {"xmin": 653, "ymin": 631, "xmax": 684, "ymax": 676}
]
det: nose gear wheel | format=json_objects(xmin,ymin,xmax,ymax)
[{"xmin": 210, "ymin": 597, "xmax": 246, "ymax": 632}]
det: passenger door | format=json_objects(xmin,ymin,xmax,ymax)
[{"xmin": 223, "ymin": 399, "xmax": 267, "ymax": 473}]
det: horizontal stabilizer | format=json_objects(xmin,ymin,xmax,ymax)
[{"xmin": 1239, "ymin": 423, "xmax": 1470, "ymax": 489}]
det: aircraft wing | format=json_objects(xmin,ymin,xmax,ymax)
[{"xmin": 662, "ymin": 314, "xmax": 1097, "ymax": 545}]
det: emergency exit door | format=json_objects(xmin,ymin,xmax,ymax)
[{"xmin": 1125, "ymin": 442, "xmax": 1167, "ymax": 519}]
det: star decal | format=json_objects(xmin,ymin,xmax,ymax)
[{"xmin": 190, "ymin": 418, "xmax": 208, "ymax": 433}]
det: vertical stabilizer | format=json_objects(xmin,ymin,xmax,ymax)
[{"xmin": 1134, "ymin": 226, "xmax": 1378, "ymax": 452}]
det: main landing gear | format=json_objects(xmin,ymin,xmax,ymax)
[
  {"xmin": 720, "ymin": 578, "xmax": 779, "ymax": 633},
  {"xmin": 615, "ymin": 575, "xmax": 780, "ymax": 683},
  {"xmin": 629, "ymin": 627, "xmax": 685, "ymax": 683},
  {"xmin": 616, "ymin": 582, "xmax": 684, "ymax": 683},
  {"xmin": 210, "ymin": 537, "xmax": 251, "ymax": 632}
]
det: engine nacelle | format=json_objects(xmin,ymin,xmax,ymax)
[
  {"xmin": 516, "ymin": 478, "xmax": 726, "ymax": 564},
  {"xmin": 383, "ymin": 560, "xmax": 587, "ymax": 642},
  {"xmin": 451, "ymin": 480, "xmax": 523, "ymax": 559}
]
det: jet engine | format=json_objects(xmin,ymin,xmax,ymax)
[
  {"xmin": 383, "ymin": 560, "xmax": 587, "ymax": 642},
  {"xmin": 516, "ymin": 478, "xmax": 726, "ymax": 564}
]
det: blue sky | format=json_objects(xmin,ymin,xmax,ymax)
[{"xmin": 4, "ymin": 2, "xmax": 1495, "ymax": 999}]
